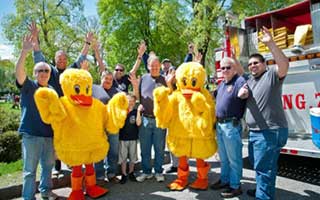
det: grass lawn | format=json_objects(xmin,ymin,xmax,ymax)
[
  {"xmin": 0, "ymin": 160, "xmax": 23, "ymax": 188},
  {"xmin": 0, "ymin": 160, "xmax": 42, "ymax": 188},
  {"xmin": 0, "ymin": 102, "xmax": 20, "ymax": 113},
  {"xmin": 0, "ymin": 159, "xmax": 23, "ymax": 176}
]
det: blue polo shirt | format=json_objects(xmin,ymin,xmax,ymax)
[
  {"xmin": 215, "ymin": 74, "xmax": 247, "ymax": 119},
  {"xmin": 17, "ymin": 78, "xmax": 53, "ymax": 137}
]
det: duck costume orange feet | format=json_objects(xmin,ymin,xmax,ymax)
[
  {"xmin": 154, "ymin": 62, "xmax": 217, "ymax": 191},
  {"xmin": 34, "ymin": 69, "xmax": 128, "ymax": 199}
]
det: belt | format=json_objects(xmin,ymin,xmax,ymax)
[
  {"xmin": 143, "ymin": 114, "xmax": 155, "ymax": 118},
  {"xmin": 217, "ymin": 117, "xmax": 239, "ymax": 124}
]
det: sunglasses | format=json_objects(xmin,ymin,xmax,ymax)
[
  {"xmin": 221, "ymin": 66, "xmax": 231, "ymax": 71},
  {"xmin": 248, "ymin": 61, "xmax": 260, "ymax": 67},
  {"xmin": 37, "ymin": 69, "xmax": 50, "ymax": 73},
  {"xmin": 115, "ymin": 69, "xmax": 124, "ymax": 72}
]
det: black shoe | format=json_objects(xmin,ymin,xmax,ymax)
[
  {"xmin": 165, "ymin": 166, "xmax": 178, "ymax": 173},
  {"xmin": 120, "ymin": 174, "xmax": 127, "ymax": 184},
  {"xmin": 220, "ymin": 187, "xmax": 243, "ymax": 198},
  {"xmin": 129, "ymin": 172, "xmax": 137, "ymax": 181},
  {"xmin": 210, "ymin": 180, "xmax": 230, "ymax": 190},
  {"xmin": 247, "ymin": 189, "xmax": 256, "ymax": 197}
]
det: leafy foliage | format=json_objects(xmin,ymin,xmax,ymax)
[
  {"xmin": 186, "ymin": 0, "xmax": 227, "ymax": 72},
  {"xmin": 0, "ymin": 59, "xmax": 17, "ymax": 94},
  {"xmin": 0, "ymin": 131, "xmax": 21, "ymax": 163},
  {"xmin": 97, "ymin": 0, "xmax": 191, "ymax": 73},
  {"xmin": 230, "ymin": 0, "xmax": 301, "ymax": 20},
  {"xmin": 1, "ymin": 0, "xmax": 88, "ymax": 76},
  {"xmin": 0, "ymin": 103, "xmax": 20, "ymax": 134}
]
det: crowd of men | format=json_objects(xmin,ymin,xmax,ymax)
[{"xmin": 16, "ymin": 21, "xmax": 288, "ymax": 200}]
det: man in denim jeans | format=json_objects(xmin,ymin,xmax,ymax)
[
  {"xmin": 211, "ymin": 57, "xmax": 248, "ymax": 198},
  {"xmin": 136, "ymin": 55, "xmax": 167, "ymax": 182},
  {"xmin": 16, "ymin": 34, "xmax": 56, "ymax": 200},
  {"xmin": 245, "ymin": 26, "xmax": 289, "ymax": 200}
]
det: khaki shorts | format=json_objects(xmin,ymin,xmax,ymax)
[{"xmin": 118, "ymin": 140, "xmax": 138, "ymax": 164}]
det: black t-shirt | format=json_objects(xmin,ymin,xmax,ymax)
[
  {"xmin": 113, "ymin": 74, "xmax": 131, "ymax": 93},
  {"xmin": 119, "ymin": 109, "xmax": 139, "ymax": 141}
]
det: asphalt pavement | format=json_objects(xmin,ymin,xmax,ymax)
[{"xmin": 11, "ymin": 149, "xmax": 320, "ymax": 200}]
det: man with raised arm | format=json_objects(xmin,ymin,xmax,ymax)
[
  {"xmin": 28, "ymin": 22, "xmax": 93, "ymax": 174},
  {"xmin": 16, "ymin": 34, "xmax": 56, "ymax": 200},
  {"xmin": 245, "ymin": 26, "xmax": 289, "ymax": 200}
]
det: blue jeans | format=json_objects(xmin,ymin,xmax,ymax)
[
  {"xmin": 94, "ymin": 160, "xmax": 105, "ymax": 178},
  {"xmin": 105, "ymin": 134, "xmax": 119, "ymax": 178},
  {"xmin": 21, "ymin": 134, "xmax": 55, "ymax": 200},
  {"xmin": 248, "ymin": 128, "xmax": 288, "ymax": 200},
  {"xmin": 216, "ymin": 121, "xmax": 243, "ymax": 189},
  {"xmin": 139, "ymin": 116, "xmax": 166, "ymax": 174}
]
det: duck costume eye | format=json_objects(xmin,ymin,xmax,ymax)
[
  {"xmin": 182, "ymin": 77, "xmax": 187, "ymax": 86},
  {"xmin": 191, "ymin": 78, "xmax": 197, "ymax": 87},
  {"xmin": 74, "ymin": 84, "xmax": 80, "ymax": 94},
  {"xmin": 86, "ymin": 85, "xmax": 90, "ymax": 94}
]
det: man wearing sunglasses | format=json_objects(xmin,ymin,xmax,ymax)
[
  {"xmin": 113, "ymin": 42, "xmax": 146, "ymax": 93},
  {"xmin": 16, "ymin": 34, "xmax": 57, "ymax": 200},
  {"xmin": 245, "ymin": 26, "xmax": 289, "ymax": 200},
  {"xmin": 211, "ymin": 57, "xmax": 248, "ymax": 198},
  {"xmin": 28, "ymin": 22, "xmax": 93, "ymax": 176}
]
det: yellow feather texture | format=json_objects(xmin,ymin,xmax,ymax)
[
  {"xmin": 153, "ymin": 62, "xmax": 217, "ymax": 159},
  {"xmin": 34, "ymin": 68, "xmax": 128, "ymax": 166}
]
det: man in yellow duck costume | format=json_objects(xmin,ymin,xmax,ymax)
[
  {"xmin": 153, "ymin": 62, "xmax": 217, "ymax": 191},
  {"xmin": 34, "ymin": 68, "xmax": 128, "ymax": 200}
]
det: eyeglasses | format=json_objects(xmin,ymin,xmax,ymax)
[
  {"xmin": 248, "ymin": 61, "xmax": 260, "ymax": 67},
  {"xmin": 115, "ymin": 69, "xmax": 124, "ymax": 72},
  {"xmin": 221, "ymin": 66, "xmax": 231, "ymax": 71},
  {"xmin": 37, "ymin": 69, "xmax": 50, "ymax": 73}
]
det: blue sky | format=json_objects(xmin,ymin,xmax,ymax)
[{"xmin": 0, "ymin": 0, "xmax": 98, "ymax": 60}]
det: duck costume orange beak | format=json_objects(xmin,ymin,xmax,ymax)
[
  {"xmin": 71, "ymin": 95, "xmax": 92, "ymax": 106},
  {"xmin": 182, "ymin": 88, "xmax": 200, "ymax": 99}
]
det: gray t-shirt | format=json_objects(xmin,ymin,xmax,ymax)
[
  {"xmin": 245, "ymin": 67, "xmax": 288, "ymax": 130},
  {"xmin": 139, "ymin": 74, "xmax": 167, "ymax": 116}
]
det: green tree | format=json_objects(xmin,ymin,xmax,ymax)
[
  {"xmin": 1, "ymin": 0, "xmax": 87, "ymax": 76},
  {"xmin": 186, "ymin": 0, "xmax": 227, "ymax": 72},
  {"xmin": 0, "ymin": 59, "xmax": 17, "ymax": 94},
  {"xmin": 97, "ymin": 0, "xmax": 191, "ymax": 73}
]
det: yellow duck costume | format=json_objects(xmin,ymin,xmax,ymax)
[
  {"xmin": 34, "ymin": 69, "xmax": 128, "ymax": 200},
  {"xmin": 153, "ymin": 62, "xmax": 217, "ymax": 191}
]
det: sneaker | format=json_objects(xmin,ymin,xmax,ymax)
[
  {"xmin": 155, "ymin": 173, "xmax": 165, "ymax": 182},
  {"xmin": 104, "ymin": 176, "xmax": 109, "ymax": 182},
  {"xmin": 129, "ymin": 172, "xmax": 137, "ymax": 182},
  {"xmin": 41, "ymin": 191, "xmax": 58, "ymax": 200},
  {"xmin": 220, "ymin": 187, "xmax": 243, "ymax": 198},
  {"xmin": 109, "ymin": 176, "xmax": 120, "ymax": 184},
  {"xmin": 52, "ymin": 169, "xmax": 60, "ymax": 176},
  {"xmin": 210, "ymin": 180, "xmax": 230, "ymax": 190},
  {"xmin": 136, "ymin": 173, "xmax": 153, "ymax": 182},
  {"xmin": 165, "ymin": 166, "xmax": 177, "ymax": 173},
  {"xmin": 247, "ymin": 189, "xmax": 256, "ymax": 197},
  {"xmin": 120, "ymin": 174, "xmax": 127, "ymax": 184}
]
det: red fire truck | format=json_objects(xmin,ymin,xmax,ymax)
[{"xmin": 215, "ymin": 0, "xmax": 320, "ymax": 158}]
